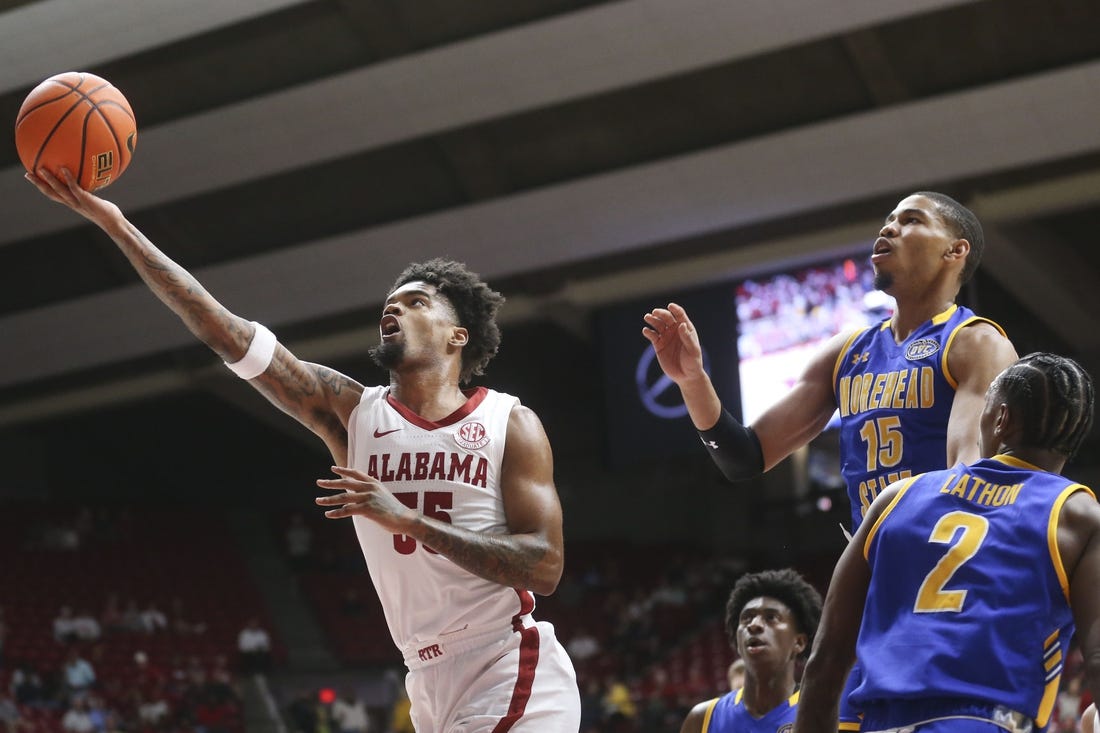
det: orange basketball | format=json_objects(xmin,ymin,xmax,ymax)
[{"xmin": 15, "ymin": 72, "xmax": 137, "ymax": 191}]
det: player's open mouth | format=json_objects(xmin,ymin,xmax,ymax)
[
  {"xmin": 872, "ymin": 238, "xmax": 892, "ymax": 258},
  {"xmin": 380, "ymin": 315, "xmax": 401, "ymax": 339}
]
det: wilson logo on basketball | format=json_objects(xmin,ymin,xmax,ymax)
[
  {"xmin": 455, "ymin": 421, "xmax": 489, "ymax": 450},
  {"xmin": 93, "ymin": 151, "xmax": 114, "ymax": 188}
]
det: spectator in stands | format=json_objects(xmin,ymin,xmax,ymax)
[
  {"xmin": 638, "ymin": 667, "xmax": 682, "ymax": 733},
  {"xmin": 566, "ymin": 627, "xmax": 602, "ymax": 666},
  {"xmin": 84, "ymin": 694, "xmax": 112, "ymax": 733},
  {"xmin": 578, "ymin": 678, "xmax": 604, "ymax": 733},
  {"xmin": 1057, "ymin": 676, "xmax": 1084, "ymax": 733},
  {"xmin": 651, "ymin": 571, "xmax": 689, "ymax": 607},
  {"xmin": 41, "ymin": 520, "xmax": 80, "ymax": 551},
  {"xmin": 601, "ymin": 675, "xmax": 637, "ymax": 727},
  {"xmin": 61, "ymin": 697, "xmax": 94, "ymax": 733},
  {"xmin": 62, "ymin": 648, "xmax": 96, "ymax": 700},
  {"xmin": 614, "ymin": 589, "xmax": 655, "ymax": 651},
  {"xmin": 53, "ymin": 606, "xmax": 80, "ymax": 643},
  {"xmin": 237, "ymin": 618, "xmax": 273, "ymax": 675},
  {"xmin": 128, "ymin": 651, "xmax": 166, "ymax": 696},
  {"xmin": 286, "ymin": 689, "xmax": 319, "ymax": 733},
  {"xmin": 387, "ymin": 684, "xmax": 414, "ymax": 733},
  {"xmin": 100, "ymin": 712, "xmax": 124, "ymax": 733},
  {"xmin": 285, "ymin": 513, "xmax": 314, "ymax": 571},
  {"xmin": 135, "ymin": 686, "xmax": 172, "ymax": 729},
  {"xmin": 72, "ymin": 609, "xmax": 102, "ymax": 642},
  {"xmin": 169, "ymin": 598, "xmax": 207, "ymax": 635},
  {"xmin": 193, "ymin": 686, "xmax": 238, "ymax": 733},
  {"xmin": 119, "ymin": 599, "xmax": 146, "ymax": 634},
  {"xmin": 99, "ymin": 594, "xmax": 126, "ymax": 634},
  {"xmin": 331, "ymin": 689, "xmax": 370, "ymax": 733},
  {"xmin": 10, "ymin": 664, "xmax": 47, "ymax": 708},
  {"xmin": 0, "ymin": 691, "xmax": 29, "ymax": 733},
  {"xmin": 139, "ymin": 602, "xmax": 168, "ymax": 634},
  {"xmin": 204, "ymin": 651, "xmax": 245, "ymax": 721},
  {"xmin": 206, "ymin": 655, "xmax": 241, "ymax": 704}
]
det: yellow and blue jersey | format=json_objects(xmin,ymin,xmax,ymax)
[
  {"xmin": 833, "ymin": 304, "xmax": 1005, "ymax": 531},
  {"xmin": 699, "ymin": 688, "xmax": 799, "ymax": 733},
  {"xmin": 851, "ymin": 456, "xmax": 1093, "ymax": 731}
]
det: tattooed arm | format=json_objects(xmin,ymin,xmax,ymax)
[
  {"xmin": 27, "ymin": 168, "xmax": 362, "ymax": 462},
  {"xmin": 316, "ymin": 404, "xmax": 565, "ymax": 594}
]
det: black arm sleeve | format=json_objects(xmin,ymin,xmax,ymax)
[{"xmin": 697, "ymin": 408, "xmax": 765, "ymax": 481}]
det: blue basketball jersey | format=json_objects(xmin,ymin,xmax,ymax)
[
  {"xmin": 833, "ymin": 304, "xmax": 1005, "ymax": 531},
  {"xmin": 701, "ymin": 688, "xmax": 799, "ymax": 733},
  {"xmin": 851, "ymin": 456, "xmax": 1094, "ymax": 730}
]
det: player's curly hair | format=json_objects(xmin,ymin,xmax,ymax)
[
  {"xmin": 390, "ymin": 258, "xmax": 505, "ymax": 383},
  {"xmin": 724, "ymin": 568, "xmax": 822, "ymax": 658},
  {"xmin": 993, "ymin": 352, "xmax": 1095, "ymax": 460}
]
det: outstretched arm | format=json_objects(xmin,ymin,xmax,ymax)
[
  {"xmin": 643, "ymin": 303, "xmax": 764, "ymax": 480},
  {"xmin": 26, "ymin": 168, "xmax": 363, "ymax": 462},
  {"xmin": 794, "ymin": 539, "xmax": 867, "ymax": 733},
  {"xmin": 796, "ymin": 482, "xmax": 902, "ymax": 733},
  {"xmin": 749, "ymin": 329, "xmax": 852, "ymax": 470},
  {"xmin": 315, "ymin": 404, "xmax": 566, "ymax": 595},
  {"xmin": 644, "ymin": 302, "xmax": 848, "ymax": 478}
]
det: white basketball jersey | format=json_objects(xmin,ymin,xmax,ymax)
[{"xmin": 346, "ymin": 385, "xmax": 535, "ymax": 653}]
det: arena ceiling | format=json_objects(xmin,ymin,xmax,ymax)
[{"xmin": 2, "ymin": 0, "xmax": 1100, "ymax": 432}]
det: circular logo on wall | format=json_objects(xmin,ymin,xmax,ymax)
[{"xmin": 455, "ymin": 421, "xmax": 490, "ymax": 450}]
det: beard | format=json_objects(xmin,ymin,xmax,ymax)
[
  {"xmin": 369, "ymin": 340, "xmax": 405, "ymax": 371},
  {"xmin": 873, "ymin": 270, "xmax": 894, "ymax": 291}
]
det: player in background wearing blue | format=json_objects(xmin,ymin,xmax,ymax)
[
  {"xmin": 644, "ymin": 192, "xmax": 1018, "ymax": 730},
  {"xmin": 681, "ymin": 569, "xmax": 822, "ymax": 733},
  {"xmin": 795, "ymin": 353, "xmax": 1099, "ymax": 733}
]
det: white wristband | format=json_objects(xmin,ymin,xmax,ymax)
[{"xmin": 225, "ymin": 322, "xmax": 277, "ymax": 379}]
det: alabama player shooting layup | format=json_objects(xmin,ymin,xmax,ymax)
[{"xmin": 26, "ymin": 167, "xmax": 580, "ymax": 733}]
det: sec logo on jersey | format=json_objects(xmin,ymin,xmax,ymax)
[{"xmin": 455, "ymin": 421, "xmax": 490, "ymax": 450}]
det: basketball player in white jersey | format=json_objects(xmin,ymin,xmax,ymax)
[{"xmin": 27, "ymin": 167, "xmax": 581, "ymax": 732}]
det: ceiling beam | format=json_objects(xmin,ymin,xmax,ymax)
[
  {"xmin": 979, "ymin": 223, "xmax": 1100, "ymax": 352},
  {"xmin": 3, "ymin": 59, "xmax": 1098, "ymax": 390},
  {"xmin": 0, "ymin": 0, "xmax": 980, "ymax": 245},
  {"xmin": 841, "ymin": 28, "xmax": 912, "ymax": 105},
  {"xmin": 4, "ymin": 161, "xmax": 1099, "ymax": 430},
  {"xmin": 0, "ymin": 0, "xmax": 312, "ymax": 94}
]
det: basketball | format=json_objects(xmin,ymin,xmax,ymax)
[{"xmin": 15, "ymin": 72, "xmax": 137, "ymax": 191}]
